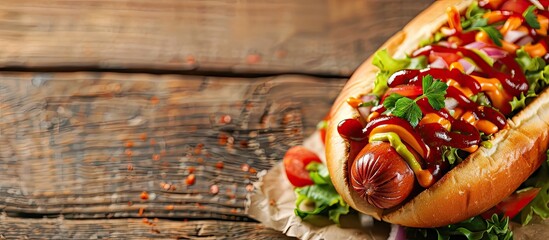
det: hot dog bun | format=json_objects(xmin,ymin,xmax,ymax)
[{"xmin": 325, "ymin": 0, "xmax": 549, "ymax": 228}]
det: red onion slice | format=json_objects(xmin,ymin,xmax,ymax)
[
  {"xmin": 388, "ymin": 224, "xmax": 407, "ymax": 240},
  {"xmin": 464, "ymin": 41, "xmax": 487, "ymax": 50},
  {"xmin": 430, "ymin": 57, "xmax": 448, "ymax": 69},
  {"xmin": 458, "ymin": 58, "xmax": 475, "ymax": 74},
  {"xmin": 504, "ymin": 30, "xmax": 528, "ymax": 43},
  {"xmin": 481, "ymin": 47, "xmax": 507, "ymax": 60},
  {"xmin": 517, "ymin": 36, "xmax": 534, "ymax": 46}
]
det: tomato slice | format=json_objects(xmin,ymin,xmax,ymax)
[
  {"xmin": 382, "ymin": 85, "xmax": 423, "ymax": 101},
  {"xmin": 481, "ymin": 187, "xmax": 540, "ymax": 219},
  {"xmin": 317, "ymin": 119, "xmax": 329, "ymax": 145},
  {"xmin": 430, "ymin": 52, "xmax": 461, "ymax": 66},
  {"xmin": 283, "ymin": 146, "xmax": 322, "ymax": 187},
  {"xmin": 501, "ymin": 0, "xmax": 531, "ymax": 14}
]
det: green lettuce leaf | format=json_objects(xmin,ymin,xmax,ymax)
[
  {"xmin": 294, "ymin": 162, "xmax": 349, "ymax": 225},
  {"xmin": 511, "ymin": 49, "xmax": 549, "ymax": 112},
  {"xmin": 371, "ymin": 49, "xmax": 427, "ymax": 97},
  {"xmin": 519, "ymin": 151, "xmax": 549, "ymax": 225},
  {"xmin": 406, "ymin": 214, "xmax": 513, "ymax": 240}
]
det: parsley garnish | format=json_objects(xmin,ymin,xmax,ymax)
[
  {"xmin": 524, "ymin": 6, "xmax": 541, "ymax": 30},
  {"xmin": 383, "ymin": 75, "xmax": 448, "ymax": 127},
  {"xmin": 480, "ymin": 26, "xmax": 503, "ymax": 47}
]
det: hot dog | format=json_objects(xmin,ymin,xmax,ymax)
[{"xmin": 325, "ymin": 0, "xmax": 549, "ymax": 228}]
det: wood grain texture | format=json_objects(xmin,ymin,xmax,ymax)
[
  {"xmin": 0, "ymin": 215, "xmax": 294, "ymax": 239},
  {"xmin": 0, "ymin": 0, "xmax": 433, "ymax": 76},
  {"xmin": 0, "ymin": 72, "xmax": 345, "ymax": 220}
]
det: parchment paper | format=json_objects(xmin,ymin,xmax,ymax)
[{"xmin": 246, "ymin": 132, "xmax": 392, "ymax": 240}]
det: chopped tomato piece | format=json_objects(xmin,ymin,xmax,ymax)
[
  {"xmin": 429, "ymin": 52, "xmax": 461, "ymax": 66},
  {"xmin": 501, "ymin": 0, "xmax": 531, "ymax": 14},
  {"xmin": 481, "ymin": 187, "xmax": 540, "ymax": 219},
  {"xmin": 383, "ymin": 85, "xmax": 423, "ymax": 100},
  {"xmin": 283, "ymin": 146, "xmax": 322, "ymax": 187}
]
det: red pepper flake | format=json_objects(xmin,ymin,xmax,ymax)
[
  {"xmin": 165, "ymin": 205, "xmax": 175, "ymax": 211},
  {"xmin": 125, "ymin": 149, "xmax": 133, "ymax": 157},
  {"xmin": 230, "ymin": 208, "xmax": 238, "ymax": 213},
  {"xmin": 186, "ymin": 174, "xmax": 196, "ymax": 186},
  {"xmin": 150, "ymin": 96, "xmax": 160, "ymax": 105},
  {"xmin": 246, "ymin": 184, "xmax": 254, "ymax": 192},
  {"xmin": 269, "ymin": 199, "xmax": 276, "ymax": 206},
  {"xmin": 245, "ymin": 103, "xmax": 254, "ymax": 111},
  {"xmin": 249, "ymin": 168, "xmax": 257, "ymax": 174},
  {"xmin": 246, "ymin": 53, "xmax": 261, "ymax": 64},
  {"xmin": 142, "ymin": 218, "xmax": 149, "ymax": 224},
  {"xmin": 219, "ymin": 115, "xmax": 232, "ymax": 124},
  {"xmin": 210, "ymin": 185, "xmax": 219, "ymax": 195},
  {"xmin": 125, "ymin": 140, "xmax": 134, "ymax": 148},
  {"xmin": 239, "ymin": 140, "xmax": 248, "ymax": 148},
  {"xmin": 140, "ymin": 133, "xmax": 148, "ymax": 141},
  {"xmin": 218, "ymin": 133, "xmax": 228, "ymax": 146},
  {"xmin": 241, "ymin": 164, "xmax": 250, "ymax": 172},
  {"xmin": 138, "ymin": 208, "xmax": 145, "ymax": 216},
  {"xmin": 282, "ymin": 113, "xmax": 294, "ymax": 124},
  {"xmin": 140, "ymin": 191, "xmax": 149, "ymax": 200},
  {"xmin": 127, "ymin": 164, "xmax": 134, "ymax": 171},
  {"xmin": 152, "ymin": 154, "xmax": 160, "ymax": 161},
  {"xmin": 275, "ymin": 49, "xmax": 288, "ymax": 59},
  {"xmin": 196, "ymin": 157, "xmax": 204, "ymax": 164},
  {"xmin": 188, "ymin": 166, "xmax": 195, "ymax": 174},
  {"xmin": 215, "ymin": 161, "xmax": 224, "ymax": 169},
  {"xmin": 186, "ymin": 55, "xmax": 196, "ymax": 65}
]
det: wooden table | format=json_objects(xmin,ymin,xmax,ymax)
[{"xmin": 0, "ymin": 0, "xmax": 432, "ymax": 238}]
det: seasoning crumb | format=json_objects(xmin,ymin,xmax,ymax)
[
  {"xmin": 140, "ymin": 191, "xmax": 149, "ymax": 200},
  {"xmin": 186, "ymin": 174, "xmax": 196, "ymax": 185},
  {"xmin": 125, "ymin": 140, "xmax": 134, "ymax": 148},
  {"xmin": 127, "ymin": 164, "xmax": 134, "ymax": 171},
  {"xmin": 210, "ymin": 185, "xmax": 219, "ymax": 195},
  {"xmin": 150, "ymin": 96, "xmax": 160, "ymax": 105},
  {"xmin": 241, "ymin": 164, "xmax": 250, "ymax": 172},
  {"xmin": 246, "ymin": 184, "xmax": 254, "ymax": 192},
  {"xmin": 246, "ymin": 53, "xmax": 261, "ymax": 64},
  {"xmin": 152, "ymin": 154, "xmax": 160, "ymax": 161},
  {"xmin": 165, "ymin": 205, "xmax": 175, "ymax": 211},
  {"xmin": 125, "ymin": 149, "xmax": 133, "ymax": 157},
  {"xmin": 188, "ymin": 166, "xmax": 195, "ymax": 174},
  {"xmin": 220, "ymin": 115, "xmax": 232, "ymax": 124},
  {"xmin": 215, "ymin": 161, "xmax": 224, "ymax": 169},
  {"xmin": 140, "ymin": 133, "xmax": 148, "ymax": 141}
]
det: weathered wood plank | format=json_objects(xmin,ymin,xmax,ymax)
[
  {"xmin": 0, "ymin": 0, "xmax": 432, "ymax": 76},
  {"xmin": 0, "ymin": 72, "xmax": 345, "ymax": 220},
  {"xmin": 0, "ymin": 215, "xmax": 294, "ymax": 239}
]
